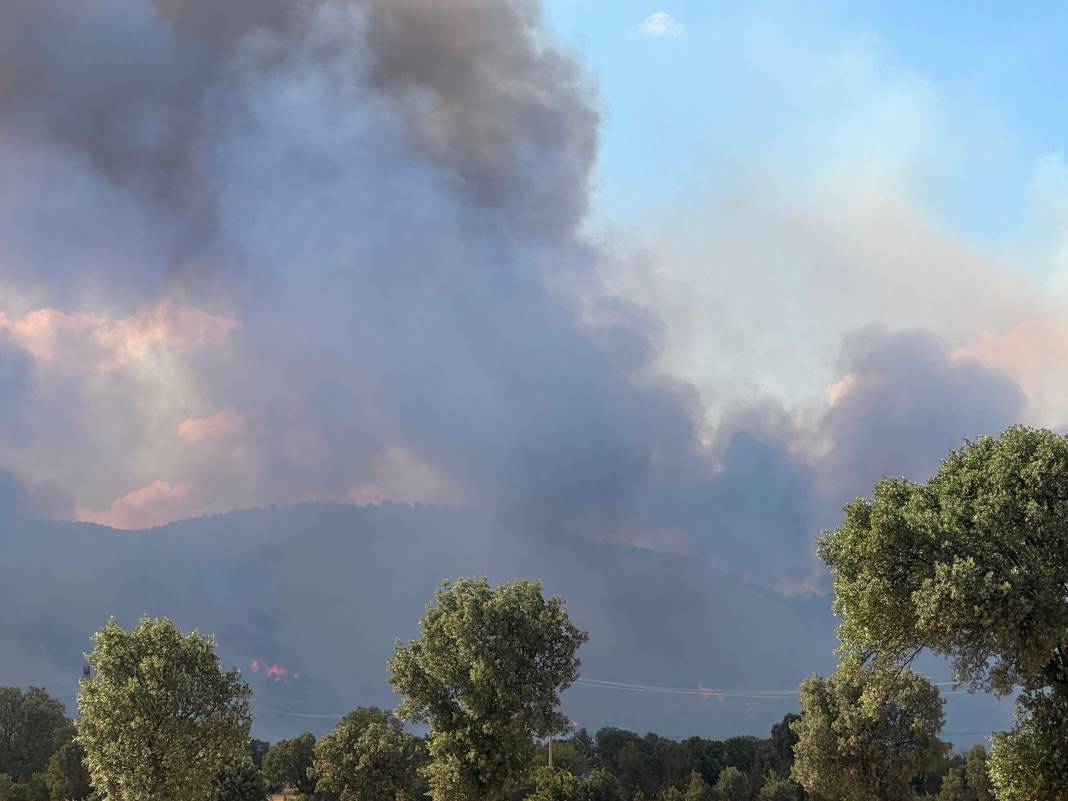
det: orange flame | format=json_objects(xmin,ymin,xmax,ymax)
[{"xmin": 249, "ymin": 658, "xmax": 299, "ymax": 683}]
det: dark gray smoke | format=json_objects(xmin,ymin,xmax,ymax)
[{"xmin": 820, "ymin": 328, "xmax": 1027, "ymax": 504}]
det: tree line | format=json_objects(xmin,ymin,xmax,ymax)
[
  {"xmin": 1, "ymin": 426, "xmax": 1066, "ymax": 801},
  {"xmin": 0, "ymin": 675, "xmax": 997, "ymax": 801}
]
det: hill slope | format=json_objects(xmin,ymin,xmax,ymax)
[{"xmin": 1, "ymin": 503, "xmax": 1003, "ymax": 743}]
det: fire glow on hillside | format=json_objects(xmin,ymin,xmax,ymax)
[{"xmin": 249, "ymin": 658, "xmax": 300, "ymax": 683}]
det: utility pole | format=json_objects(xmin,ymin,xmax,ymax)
[{"xmin": 548, "ymin": 734, "xmax": 553, "ymax": 769}]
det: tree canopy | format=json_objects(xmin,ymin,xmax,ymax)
[
  {"xmin": 964, "ymin": 744, "xmax": 994, "ymax": 801},
  {"xmin": 311, "ymin": 707, "xmax": 426, "ymax": 801},
  {"xmin": 389, "ymin": 578, "xmax": 588, "ymax": 801},
  {"xmin": 755, "ymin": 773, "xmax": 797, "ymax": 801},
  {"xmin": 988, "ymin": 687, "xmax": 1068, "ymax": 800},
  {"xmin": 262, "ymin": 731, "xmax": 316, "ymax": 795},
  {"xmin": 213, "ymin": 756, "xmax": 267, "ymax": 801},
  {"xmin": 0, "ymin": 572, "xmax": 1017, "ymax": 801},
  {"xmin": 0, "ymin": 687, "xmax": 70, "ymax": 783},
  {"xmin": 790, "ymin": 668, "xmax": 946, "ymax": 801},
  {"xmin": 529, "ymin": 767, "xmax": 585, "ymax": 801},
  {"xmin": 76, "ymin": 617, "xmax": 252, "ymax": 801},
  {"xmin": 819, "ymin": 426, "xmax": 1068, "ymax": 798},
  {"xmin": 44, "ymin": 740, "xmax": 91, "ymax": 801},
  {"xmin": 714, "ymin": 766, "xmax": 748, "ymax": 801}
]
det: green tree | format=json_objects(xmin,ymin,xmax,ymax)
[
  {"xmin": 529, "ymin": 767, "xmax": 585, "ymax": 801},
  {"xmin": 938, "ymin": 768, "xmax": 967, "ymax": 801},
  {"xmin": 262, "ymin": 732, "xmax": 316, "ymax": 795},
  {"xmin": 537, "ymin": 738, "xmax": 591, "ymax": 776},
  {"xmin": 0, "ymin": 687, "xmax": 70, "ymax": 782},
  {"xmin": 572, "ymin": 730, "xmax": 596, "ymax": 765},
  {"xmin": 76, "ymin": 617, "xmax": 252, "ymax": 801},
  {"xmin": 680, "ymin": 738, "xmax": 723, "ymax": 791},
  {"xmin": 311, "ymin": 707, "xmax": 426, "ymax": 801},
  {"xmin": 389, "ymin": 578, "xmax": 588, "ymax": 801},
  {"xmin": 247, "ymin": 739, "xmax": 270, "ymax": 769},
  {"xmin": 767, "ymin": 715, "xmax": 800, "ymax": 779},
  {"xmin": 214, "ymin": 756, "xmax": 267, "ymax": 801},
  {"xmin": 964, "ymin": 745, "xmax": 993, "ymax": 801},
  {"xmin": 0, "ymin": 774, "xmax": 11, "ymax": 801},
  {"xmin": 682, "ymin": 771, "xmax": 712, "ymax": 801},
  {"xmin": 988, "ymin": 687, "xmax": 1068, "ymax": 800},
  {"xmin": 756, "ymin": 772, "xmax": 797, "ymax": 801},
  {"xmin": 7, "ymin": 774, "xmax": 46, "ymax": 801},
  {"xmin": 713, "ymin": 767, "xmax": 747, "ymax": 801},
  {"xmin": 44, "ymin": 740, "xmax": 91, "ymax": 800},
  {"xmin": 790, "ymin": 668, "xmax": 947, "ymax": 801},
  {"xmin": 583, "ymin": 768, "xmax": 624, "ymax": 801},
  {"xmin": 721, "ymin": 738, "xmax": 761, "ymax": 782},
  {"xmin": 593, "ymin": 728, "xmax": 657, "ymax": 797},
  {"xmin": 656, "ymin": 787, "xmax": 683, "ymax": 801},
  {"xmin": 818, "ymin": 427, "xmax": 1068, "ymax": 792}
]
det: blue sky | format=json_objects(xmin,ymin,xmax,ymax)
[{"xmin": 545, "ymin": 1, "xmax": 1068, "ymax": 257}]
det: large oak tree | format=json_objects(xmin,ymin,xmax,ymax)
[
  {"xmin": 389, "ymin": 578, "xmax": 587, "ymax": 801},
  {"xmin": 311, "ymin": 707, "xmax": 426, "ymax": 801},
  {"xmin": 0, "ymin": 687, "xmax": 69, "ymax": 783},
  {"xmin": 76, "ymin": 617, "xmax": 252, "ymax": 801},
  {"xmin": 790, "ymin": 668, "xmax": 946, "ymax": 801},
  {"xmin": 819, "ymin": 426, "xmax": 1068, "ymax": 800}
]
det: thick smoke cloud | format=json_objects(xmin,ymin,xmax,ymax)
[
  {"xmin": 0, "ymin": 0, "xmax": 705, "ymax": 547},
  {"xmin": 820, "ymin": 328, "xmax": 1026, "ymax": 503},
  {"xmin": 0, "ymin": 0, "xmax": 1027, "ymax": 743},
  {"xmin": 0, "ymin": 345, "xmax": 30, "ymax": 448}
]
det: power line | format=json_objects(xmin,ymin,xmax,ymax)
[
  {"xmin": 573, "ymin": 676, "xmax": 973, "ymax": 698},
  {"xmin": 254, "ymin": 676, "xmax": 989, "ymax": 721},
  {"xmin": 271, "ymin": 711, "xmax": 345, "ymax": 719}
]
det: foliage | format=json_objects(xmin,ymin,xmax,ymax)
[
  {"xmin": 582, "ymin": 768, "xmax": 624, "ymax": 801},
  {"xmin": 594, "ymin": 728, "xmax": 659, "ymax": 796},
  {"xmin": 818, "ymin": 427, "xmax": 1068, "ymax": 793},
  {"xmin": 389, "ymin": 578, "xmax": 588, "ymax": 801},
  {"xmin": 247, "ymin": 739, "xmax": 270, "ymax": 769},
  {"xmin": 44, "ymin": 739, "xmax": 91, "ymax": 800},
  {"xmin": 756, "ymin": 772, "xmax": 797, "ymax": 801},
  {"xmin": 5, "ymin": 774, "xmax": 46, "ymax": 801},
  {"xmin": 311, "ymin": 707, "xmax": 426, "ymax": 801},
  {"xmin": 214, "ymin": 756, "xmax": 267, "ymax": 801},
  {"xmin": 682, "ymin": 771, "xmax": 711, "ymax": 801},
  {"xmin": 76, "ymin": 617, "xmax": 252, "ymax": 801},
  {"xmin": 937, "ymin": 767, "xmax": 967, "ymax": 801},
  {"xmin": 536, "ymin": 738, "xmax": 591, "ymax": 776},
  {"xmin": 571, "ymin": 730, "xmax": 597, "ymax": 765},
  {"xmin": 819, "ymin": 427, "xmax": 1068, "ymax": 691},
  {"xmin": 0, "ymin": 687, "xmax": 70, "ymax": 782},
  {"xmin": 0, "ymin": 773, "xmax": 10, "ymax": 801},
  {"xmin": 581, "ymin": 719, "xmax": 804, "ymax": 800},
  {"xmin": 713, "ymin": 767, "xmax": 747, "ymax": 801},
  {"xmin": 988, "ymin": 687, "xmax": 1068, "ymax": 801},
  {"xmin": 529, "ymin": 767, "xmax": 585, "ymax": 801},
  {"xmin": 0, "ymin": 695, "xmax": 998, "ymax": 801},
  {"xmin": 766, "ymin": 716, "xmax": 799, "ymax": 779},
  {"xmin": 964, "ymin": 745, "xmax": 993, "ymax": 801},
  {"xmin": 790, "ymin": 668, "xmax": 947, "ymax": 801},
  {"xmin": 262, "ymin": 732, "xmax": 316, "ymax": 795}
]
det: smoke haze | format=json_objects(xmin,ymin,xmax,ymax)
[{"xmin": 0, "ymin": 0, "xmax": 1034, "ymax": 744}]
